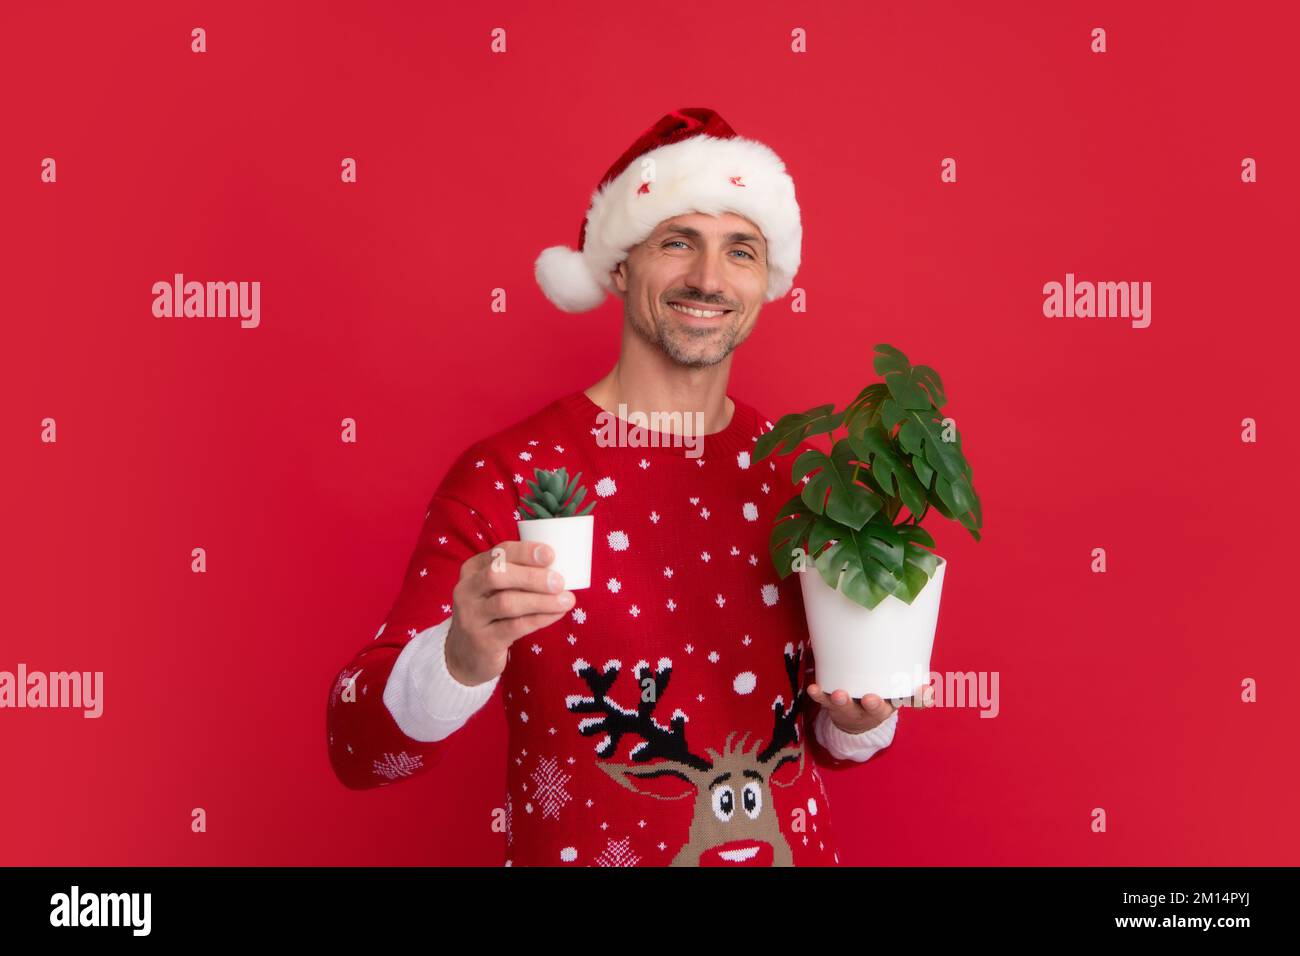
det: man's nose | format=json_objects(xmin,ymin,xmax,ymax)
[{"xmin": 681, "ymin": 250, "xmax": 728, "ymax": 301}]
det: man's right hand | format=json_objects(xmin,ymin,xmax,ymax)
[{"xmin": 443, "ymin": 541, "xmax": 574, "ymax": 686}]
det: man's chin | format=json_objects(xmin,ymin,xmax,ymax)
[{"xmin": 661, "ymin": 343, "xmax": 731, "ymax": 369}]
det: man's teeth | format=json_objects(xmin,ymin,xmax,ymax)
[{"xmin": 670, "ymin": 302, "xmax": 728, "ymax": 318}]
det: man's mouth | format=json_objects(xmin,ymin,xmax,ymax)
[{"xmin": 667, "ymin": 300, "xmax": 732, "ymax": 320}]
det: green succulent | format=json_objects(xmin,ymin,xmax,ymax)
[{"xmin": 517, "ymin": 466, "xmax": 596, "ymax": 520}]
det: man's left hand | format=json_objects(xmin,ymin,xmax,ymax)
[{"xmin": 807, "ymin": 682, "xmax": 935, "ymax": 735}]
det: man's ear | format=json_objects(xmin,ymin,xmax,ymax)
[{"xmin": 610, "ymin": 260, "xmax": 628, "ymax": 297}]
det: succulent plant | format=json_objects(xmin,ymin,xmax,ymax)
[{"xmin": 517, "ymin": 466, "xmax": 596, "ymax": 520}]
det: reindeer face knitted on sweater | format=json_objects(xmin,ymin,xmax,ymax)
[{"xmin": 568, "ymin": 644, "xmax": 806, "ymax": 867}]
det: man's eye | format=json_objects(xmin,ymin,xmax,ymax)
[{"xmin": 662, "ymin": 240, "xmax": 754, "ymax": 260}]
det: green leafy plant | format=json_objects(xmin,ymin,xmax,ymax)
[
  {"xmin": 753, "ymin": 343, "xmax": 982, "ymax": 610},
  {"xmin": 517, "ymin": 466, "xmax": 597, "ymax": 520}
]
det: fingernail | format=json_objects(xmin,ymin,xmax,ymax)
[
  {"xmin": 558, "ymin": 591, "xmax": 574, "ymax": 605},
  {"xmin": 547, "ymin": 571, "xmax": 564, "ymax": 592},
  {"xmin": 533, "ymin": 545, "xmax": 546, "ymax": 563}
]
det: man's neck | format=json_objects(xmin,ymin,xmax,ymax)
[{"xmin": 584, "ymin": 361, "xmax": 734, "ymax": 437}]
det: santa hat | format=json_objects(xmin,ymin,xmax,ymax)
[{"xmin": 534, "ymin": 107, "xmax": 802, "ymax": 313}]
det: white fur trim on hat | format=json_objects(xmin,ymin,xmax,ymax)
[
  {"xmin": 534, "ymin": 134, "xmax": 801, "ymax": 313},
  {"xmin": 535, "ymin": 245, "xmax": 608, "ymax": 313}
]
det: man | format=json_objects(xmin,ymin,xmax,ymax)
[{"xmin": 326, "ymin": 107, "xmax": 931, "ymax": 866}]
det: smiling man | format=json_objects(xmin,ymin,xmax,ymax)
[
  {"xmin": 622, "ymin": 217, "xmax": 765, "ymax": 367},
  {"xmin": 326, "ymin": 107, "xmax": 930, "ymax": 867}
]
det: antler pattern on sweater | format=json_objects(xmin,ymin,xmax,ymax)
[
  {"xmin": 566, "ymin": 657, "xmax": 713, "ymax": 771},
  {"xmin": 757, "ymin": 641, "xmax": 805, "ymax": 763}
]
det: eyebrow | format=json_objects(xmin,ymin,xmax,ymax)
[{"xmin": 661, "ymin": 224, "xmax": 766, "ymax": 249}]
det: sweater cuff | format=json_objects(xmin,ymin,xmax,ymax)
[
  {"xmin": 814, "ymin": 706, "xmax": 898, "ymax": 762},
  {"xmin": 382, "ymin": 617, "xmax": 499, "ymax": 743}
]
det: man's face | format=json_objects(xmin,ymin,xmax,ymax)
[{"xmin": 611, "ymin": 212, "xmax": 769, "ymax": 369}]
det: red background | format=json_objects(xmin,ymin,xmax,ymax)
[{"xmin": 2, "ymin": 0, "xmax": 1296, "ymax": 865}]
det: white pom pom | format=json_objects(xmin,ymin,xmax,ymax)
[{"xmin": 535, "ymin": 245, "xmax": 608, "ymax": 313}]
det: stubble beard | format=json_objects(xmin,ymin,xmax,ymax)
[{"xmin": 629, "ymin": 299, "xmax": 744, "ymax": 370}]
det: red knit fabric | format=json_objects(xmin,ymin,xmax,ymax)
[{"xmin": 327, "ymin": 390, "xmax": 890, "ymax": 866}]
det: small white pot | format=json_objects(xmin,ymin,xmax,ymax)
[
  {"xmin": 798, "ymin": 556, "xmax": 946, "ymax": 700},
  {"xmin": 516, "ymin": 514, "xmax": 594, "ymax": 590}
]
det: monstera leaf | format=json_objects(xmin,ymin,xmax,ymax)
[
  {"xmin": 812, "ymin": 518, "xmax": 943, "ymax": 609},
  {"xmin": 891, "ymin": 401, "xmax": 980, "ymax": 538},
  {"xmin": 874, "ymin": 344, "xmax": 947, "ymax": 409},
  {"xmin": 792, "ymin": 438, "xmax": 883, "ymax": 530},
  {"xmin": 847, "ymin": 421, "xmax": 929, "ymax": 519},
  {"xmin": 753, "ymin": 404, "xmax": 843, "ymax": 461},
  {"xmin": 768, "ymin": 496, "xmax": 816, "ymax": 578},
  {"xmin": 841, "ymin": 382, "xmax": 890, "ymax": 435}
]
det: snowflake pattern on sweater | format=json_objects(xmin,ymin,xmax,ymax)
[{"xmin": 326, "ymin": 390, "xmax": 899, "ymax": 866}]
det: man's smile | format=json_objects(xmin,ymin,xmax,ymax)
[{"xmin": 667, "ymin": 300, "xmax": 732, "ymax": 321}]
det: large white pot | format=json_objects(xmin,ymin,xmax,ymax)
[
  {"xmin": 798, "ymin": 556, "xmax": 946, "ymax": 700},
  {"xmin": 516, "ymin": 514, "xmax": 594, "ymax": 590}
]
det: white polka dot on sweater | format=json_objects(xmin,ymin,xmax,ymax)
[
  {"xmin": 561, "ymin": 846, "xmax": 577, "ymax": 862},
  {"xmin": 733, "ymin": 672, "xmax": 757, "ymax": 695},
  {"xmin": 742, "ymin": 502, "xmax": 758, "ymax": 521},
  {"xmin": 737, "ymin": 451, "xmax": 751, "ymax": 469},
  {"xmin": 761, "ymin": 584, "xmax": 779, "ymax": 606},
  {"xmin": 595, "ymin": 477, "xmax": 617, "ymax": 497},
  {"xmin": 607, "ymin": 530, "xmax": 629, "ymax": 551}
]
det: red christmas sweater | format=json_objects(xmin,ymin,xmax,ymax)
[{"xmin": 327, "ymin": 389, "xmax": 900, "ymax": 867}]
